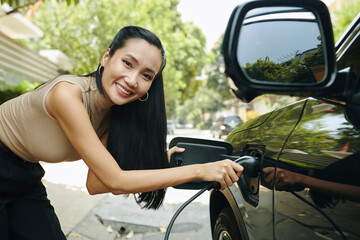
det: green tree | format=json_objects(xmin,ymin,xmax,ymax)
[
  {"xmin": 175, "ymin": 84, "xmax": 223, "ymax": 127},
  {"xmin": 20, "ymin": 0, "xmax": 206, "ymax": 117},
  {"xmin": 0, "ymin": 0, "xmax": 77, "ymax": 8},
  {"xmin": 330, "ymin": 0, "xmax": 360, "ymax": 42},
  {"xmin": 204, "ymin": 34, "xmax": 232, "ymax": 101},
  {"xmin": 174, "ymin": 34, "xmax": 234, "ymax": 128}
]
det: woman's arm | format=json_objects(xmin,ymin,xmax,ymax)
[
  {"xmin": 86, "ymin": 132, "xmax": 111, "ymax": 195},
  {"xmin": 87, "ymin": 138, "xmax": 186, "ymax": 195},
  {"xmin": 46, "ymin": 82, "xmax": 243, "ymax": 195},
  {"xmin": 87, "ymin": 169, "xmax": 110, "ymax": 195}
]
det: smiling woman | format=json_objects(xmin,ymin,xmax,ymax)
[
  {"xmin": 0, "ymin": 25, "xmax": 243, "ymax": 239},
  {"xmin": 99, "ymin": 38, "xmax": 162, "ymax": 106}
]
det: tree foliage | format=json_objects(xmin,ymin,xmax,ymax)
[
  {"xmin": 176, "ymin": 85, "xmax": 223, "ymax": 125},
  {"xmin": 0, "ymin": 80, "xmax": 39, "ymax": 104},
  {"xmin": 203, "ymin": 34, "xmax": 232, "ymax": 101},
  {"xmin": 330, "ymin": 0, "xmax": 360, "ymax": 42},
  {"xmin": 20, "ymin": 0, "xmax": 206, "ymax": 117},
  {"xmin": 243, "ymin": 39, "xmax": 325, "ymax": 84},
  {"xmin": 0, "ymin": 0, "xmax": 78, "ymax": 8},
  {"xmin": 174, "ymin": 34, "xmax": 231, "ymax": 125}
]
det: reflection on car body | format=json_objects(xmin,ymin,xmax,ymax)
[{"xmin": 225, "ymin": 98, "xmax": 360, "ymax": 240}]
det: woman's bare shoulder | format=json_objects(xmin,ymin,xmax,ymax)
[
  {"xmin": 45, "ymin": 81, "xmax": 84, "ymax": 119},
  {"xmin": 50, "ymin": 81, "xmax": 82, "ymax": 97}
]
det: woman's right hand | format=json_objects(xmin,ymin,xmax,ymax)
[{"xmin": 199, "ymin": 160, "xmax": 243, "ymax": 190}]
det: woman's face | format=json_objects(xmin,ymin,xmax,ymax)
[{"xmin": 100, "ymin": 38, "xmax": 162, "ymax": 106}]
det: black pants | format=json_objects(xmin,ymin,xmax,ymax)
[{"xmin": 0, "ymin": 147, "xmax": 66, "ymax": 240}]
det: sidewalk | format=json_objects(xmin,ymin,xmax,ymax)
[
  {"xmin": 41, "ymin": 161, "xmax": 117, "ymax": 240},
  {"xmin": 43, "ymin": 181, "xmax": 116, "ymax": 240},
  {"xmin": 41, "ymin": 160, "xmax": 211, "ymax": 240}
]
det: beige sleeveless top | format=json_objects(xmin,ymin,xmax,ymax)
[{"xmin": 0, "ymin": 75, "xmax": 110, "ymax": 163}]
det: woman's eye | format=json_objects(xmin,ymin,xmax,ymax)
[
  {"xmin": 123, "ymin": 60, "xmax": 132, "ymax": 67},
  {"xmin": 143, "ymin": 73, "xmax": 153, "ymax": 81}
]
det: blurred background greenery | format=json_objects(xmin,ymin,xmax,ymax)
[{"xmin": 1, "ymin": 0, "xmax": 359, "ymax": 129}]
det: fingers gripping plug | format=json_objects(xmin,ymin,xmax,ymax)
[
  {"xmin": 208, "ymin": 156, "xmax": 260, "ymax": 190},
  {"xmin": 234, "ymin": 156, "xmax": 260, "ymax": 178}
]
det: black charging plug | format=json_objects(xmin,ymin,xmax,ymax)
[
  {"xmin": 207, "ymin": 156, "xmax": 260, "ymax": 190},
  {"xmin": 234, "ymin": 156, "xmax": 260, "ymax": 178}
]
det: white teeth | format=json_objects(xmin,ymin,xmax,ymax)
[{"xmin": 116, "ymin": 83, "xmax": 131, "ymax": 95}]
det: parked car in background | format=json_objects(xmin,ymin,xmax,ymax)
[
  {"xmin": 171, "ymin": 0, "xmax": 360, "ymax": 239},
  {"xmin": 167, "ymin": 120, "xmax": 176, "ymax": 135},
  {"xmin": 210, "ymin": 115, "xmax": 242, "ymax": 139},
  {"xmin": 176, "ymin": 120, "xmax": 194, "ymax": 129}
]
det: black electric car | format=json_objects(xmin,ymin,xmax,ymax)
[{"xmin": 170, "ymin": 0, "xmax": 360, "ymax": 239}]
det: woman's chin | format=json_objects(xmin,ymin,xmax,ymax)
[{"xmin": 113, "ymin": 96, "xmax": 137, "ymax": 106}]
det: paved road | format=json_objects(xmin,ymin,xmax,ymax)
[{"xmin": 42, "ymin": 128, "xmax": 223, "ymax": 240}]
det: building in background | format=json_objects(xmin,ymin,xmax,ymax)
[
  {"xmin": 221, "ymin": 94, "xmax": 297, "ymax": 123},
  {"xmin": 0, "ymin": 3, "xmax": 72, "ymax": 86}
]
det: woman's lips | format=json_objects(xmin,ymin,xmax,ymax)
[{"xmin": 116, "ymin": 83, "xmax": 132, "ymax": 97}]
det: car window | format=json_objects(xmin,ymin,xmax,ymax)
[{"xmin": 224, "ymin": 116, "xmax": 241, "ymax": 124}]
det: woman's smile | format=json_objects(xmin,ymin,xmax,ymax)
[{"xmin": 116, "ymin": 83, "xmax": 132, "ymax": 97}]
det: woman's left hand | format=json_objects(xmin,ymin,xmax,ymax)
[{"xmin": 167, "ymin": 146, "xmax": 185, "ymax": 163}]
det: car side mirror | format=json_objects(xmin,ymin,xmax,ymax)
[{"xmin": 222, "ymin": 0, "xmax": 337, "ymax": 102}]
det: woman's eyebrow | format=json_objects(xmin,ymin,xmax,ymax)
[{"xmin": 125, "ymin": 54, "xmax": 156, "ymax": 75}]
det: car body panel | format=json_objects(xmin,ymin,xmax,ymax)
[
  {"xmin": 274, "ymin": 99, "xmax": 360, "ymax": 239},
  {"xmin": 214, "ymin": 98, "xmax": 360, "ymax": 239},
  {"xmin": 220, "ymin": 100, "xmax": 307, "ymax": 239}
]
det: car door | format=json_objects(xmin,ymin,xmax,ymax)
[
  {"xmin": 272, "ymin": 99, "xmax": 360, "ymax": 240},
  {"xmin": 227, "ymin": 99, "xmax": 307, "ymax": 239}
]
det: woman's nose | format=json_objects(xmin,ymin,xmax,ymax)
[{"xmin": 124, "ymin": 73, "xmax": 138, "ymax": 88}]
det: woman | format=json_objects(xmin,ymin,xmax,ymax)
[{"xmin": 0, "ymin": 26, "xmax": 243, "ymax": 239}]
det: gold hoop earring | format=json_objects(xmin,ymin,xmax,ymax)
[
  {"xmin": 98, "ymin": 65, "xmax": 103, "ymax": 76},
  {"xmin": 139, "ymin": 92, "xmax": 149, "ymax": 102}
]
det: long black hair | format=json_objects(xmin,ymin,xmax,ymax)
[{"xmin": 91, "ymin": 26, "xmax": 168, "ymax": 209}]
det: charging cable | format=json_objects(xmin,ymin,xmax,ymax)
[{"xmin": 164, "ymin": 182, "xmax": 220, "ymax": 240}]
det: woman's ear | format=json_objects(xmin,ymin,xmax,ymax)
[{"xmin": 100, "ymin": 48, "xmax": 111, "ymax": 67}]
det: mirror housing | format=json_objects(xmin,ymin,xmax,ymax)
[{"xmin": 222, "ymin": 0, "xmax": 337, "ymax": 103}]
